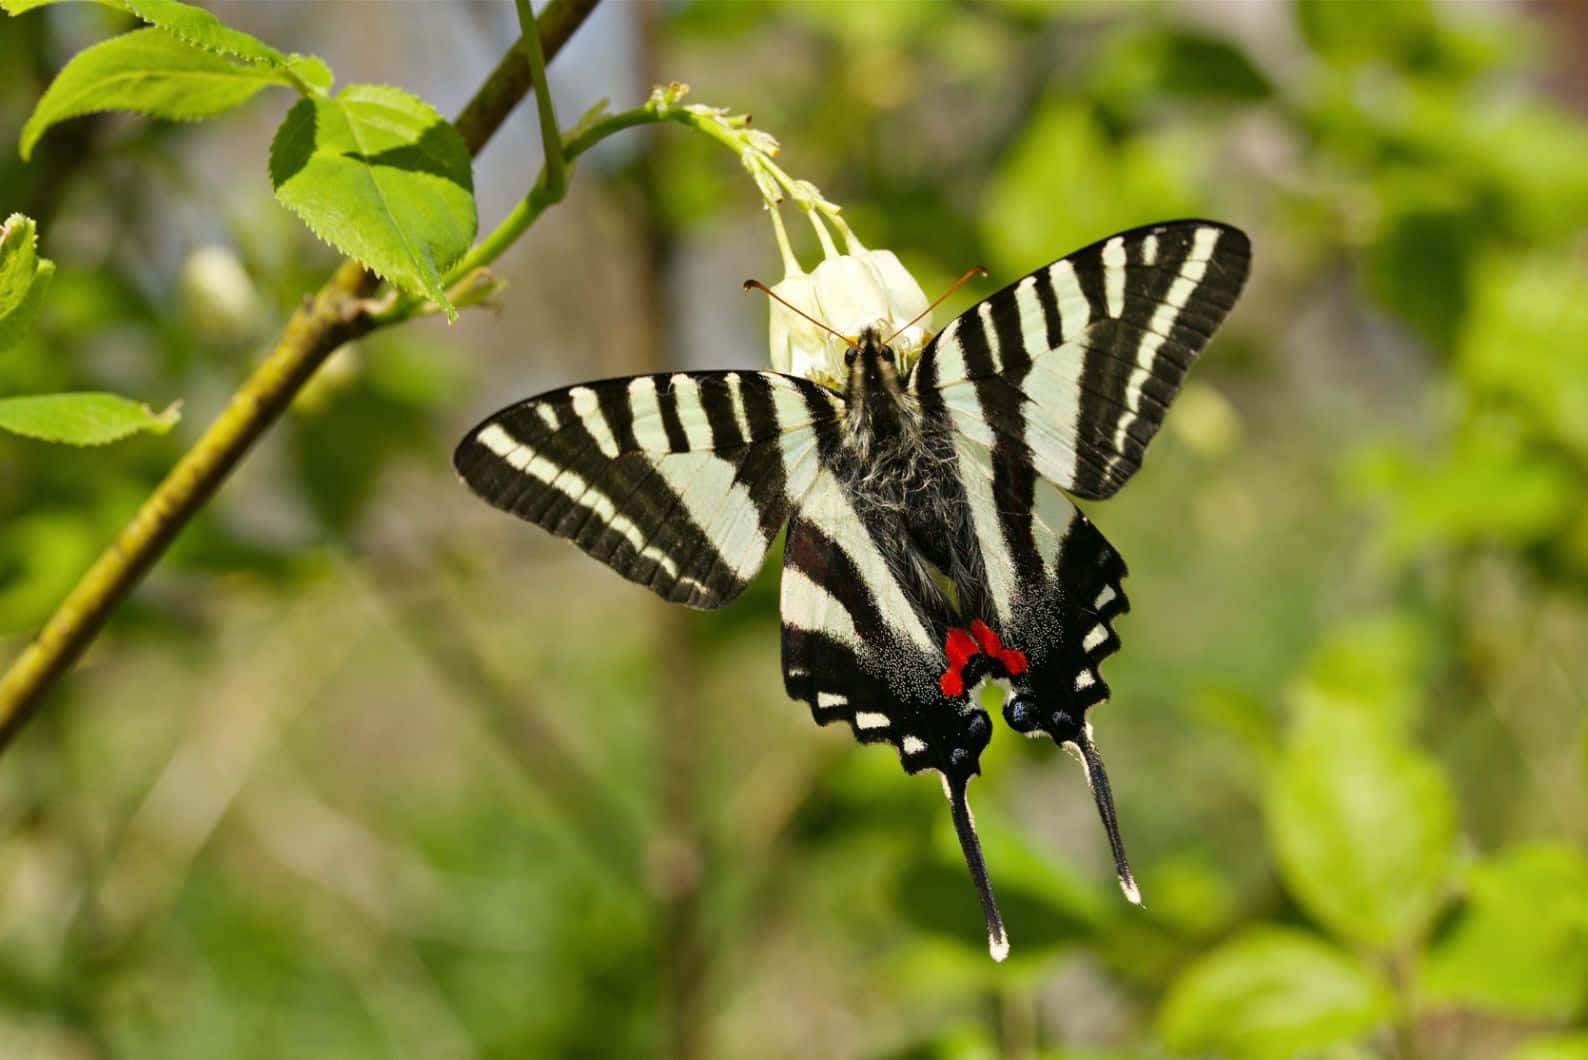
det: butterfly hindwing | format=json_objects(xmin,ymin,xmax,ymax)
[
  {"xmin": 455, "ymin": 371, "xmax": 840, "ymax": 609},
  {"xmin": 779, "ymin": 465, "xmax": 1009, "ymax": 956},
  {"xmin": 914, "ymin": 220, "xmax": 1251, "ymax": 500}
]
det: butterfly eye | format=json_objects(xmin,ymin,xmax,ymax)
[{"xmin": 844, "ymin": 347, "xmax": 859, "ymax": 367}]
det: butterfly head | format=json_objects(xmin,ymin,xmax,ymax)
[{"xmin": 843, "ymin": 326, "xmax": 907, "ymax": 398}]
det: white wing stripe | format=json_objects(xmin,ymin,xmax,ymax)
[
  {"xmin": 955, "ymin": 437, "xmax": 1018, "ymax": 627},
  {"xmin": 627, "ymin": 376, "xmax": 669, "ymax": 451},
  {"xmin": 932, "ymin": 318, "xmax": 965, "ymax": 382},
  {"xmin": 977, "ymin": 300, "xmax": 1001, "ymax": 373},
  {"xmin": 781, "ymin": 566, "xmax": 856, "ymax": 643},
  {"xmin": 725, "ymin": 372, "xmax": 755, "ymax": 445},
  {"xmin": 1013, "ymin": 275, "xmax": 1048, "ymax": 362},
  {"xmin": 1048, "ymin": 259, "xmax": 1091, "ymax": 336},
  {"xmin": 1101, "ymin": 236, "xmax": 1127, "ymax": 318},
  {"xmin": 570, "ymin": 386, "xmax": 618, "ymax": 458}
]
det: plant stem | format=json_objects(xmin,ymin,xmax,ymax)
[
  {"xmin": 516, "ymin": 0, "xmax": 566, "ymax": 204},
  {"xmin": 0, "ymin": 0, "xmax": 604, "ymax": 751}
]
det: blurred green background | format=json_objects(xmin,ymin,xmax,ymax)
[{"xmin": 3, "ymin": 1, "xmax": 1588, "ymax": 1057}]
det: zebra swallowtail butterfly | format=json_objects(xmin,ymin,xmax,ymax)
[{"xmin": 455, "ymin": 220, "xmax": 1250, "ymax": 960}]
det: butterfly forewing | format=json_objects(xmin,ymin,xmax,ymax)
[
  {"xmin": 914, "ymin": 220, "xmax": 1251, "ymax": 500},
  {"xmin": 454, "ymin": 370, "xmax": 840, "ymax": 609}
]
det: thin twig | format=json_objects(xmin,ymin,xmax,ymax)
[{"xmin": 0, "ymin": 0, "xmax": 603, "ymax": 751}]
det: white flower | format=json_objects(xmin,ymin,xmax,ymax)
[{"xmin": 768, "ymin": 247, "xmax": 932, "ymax": 388}]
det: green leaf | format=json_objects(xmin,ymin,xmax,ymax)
[
  {"xmin": 285, "ymin": 53, "xmax": 333, "ymax": 95},
  {"xmin": 1507, "ymin": 1032, "xmax": 1588, "ymax": 1060},
  {"xmin": 20, "ymin": 28, "xmax": 287, "ymax": 161},
  {"xmin": 1158, "ymin": 927, "xmax": 1394, "ymax": 1058},
  {"xmin": 1422, "ymin": 843, "xmax": 1588, "ymax": 1020},
  {"xmin": 269, "ymin": 85, "xmax": 476, "ymax": 321},
  {"xmin": 122, "ymin": 0, "xmax": 286, "ymax": 66},
  {"xmin": 0, "ymin": 392, "xmax": 179, "ymax": 444},
  {"xmin": 1, "ymin": 0, "xmax": 127, "ymax": 11},
  {"xmin": 1266, "ymin": 704, "xmax": 1457, "ymax": 950},
  {"xmin": 0, "ymin": 213, "xmax": 55, "ymax": 352}
]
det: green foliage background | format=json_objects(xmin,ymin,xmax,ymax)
[{"xmin": 2, "ymin": 1, "xmax": 1587, "ymax": 1057}]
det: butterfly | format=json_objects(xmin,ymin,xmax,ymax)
[{"xmin": 454, "ymin": 220, "xmax": 1251, "ymax": 959}]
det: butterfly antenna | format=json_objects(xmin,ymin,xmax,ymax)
[
  {"xmin": 743, "ymin": 279, "xmax": 855, "ymax": 346},
  {"xmin": 942, "ymin": 774, "xmax": 1009, "ymax": 962},
  {"xmin": 884, "ymin": 266, "xmax": 988, "ymax": 346},
  {"xmin": 1070, "ymin": 726, "xmax": 1141, "ymax": 905}
]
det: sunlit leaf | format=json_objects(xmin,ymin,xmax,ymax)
[
  {"xmin": 0, "ymin": 213, "xmax": 55, "ymax": 352},
  {"xmin": 0, "ymin": 391, "xmax": 179, "ymax": 444},
  {"xmin": 283, "ymin": 53, "xmax": 333, "ymax": 95},
  {"xmin": 269, "ymin": 85, "xmax": 476, "ymax": 321},
  {"xmin": 122, "ymin": 0, "xmax": 286, "ymax": 66},
  {"xmin": 0, "ymin": 0, "xmax": 127, "ymax": 11},
  {"xmin": 1267, "ymin": 704, "xmax": 1456, "ymax": 950},
  {"xmin": 1158, "ymin": 928, "xmax": 1393, "ymax": 1058},
  {"xmin": 1422, "ymin": 843, "xmax": 1588, "ymax": 1020},
  {"xmin": 20, "ymin": 28, "xmax": 287, "ymax": 161}
]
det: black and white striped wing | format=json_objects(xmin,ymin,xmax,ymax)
[
  {"xmin": 455, "ymin": 371, "xmax": 841, "ymax": 609},
  {"xmin": 949, "ymin": 434, "xmax": 1139, "ymax": 898},
  {"xmin": 780, "ymin": 465, "xmax": 1009, "ymax": 957},
  {"xmin": 913, "ymin": 220, "xmax": 1250, "ymax": 500}
]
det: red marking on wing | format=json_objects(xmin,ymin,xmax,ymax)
[
  {"xmin": 945, "ymin": 628, "xmax": 980, "ymax": 669},
  {"xmin": 938, "ymin": 621, "xmax": 1027, "ymax": 699}
]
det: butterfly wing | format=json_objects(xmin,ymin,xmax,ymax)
[
  {"xmin": 913, "ymin": 220, "xmax": 1251, "ymax": 499},
  {"xmin": 780, "ymin": 464, "xmax": 1011, "ymax": 959},
  {"xmin": 948, "ymin": 433, "xmax": 1139, "ymax": 898},
  {"xmin": 455, "ymin": 371, "xmax": 840, "ymax": 609}
]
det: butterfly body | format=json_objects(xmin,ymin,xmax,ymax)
[{"xmin": 455, "ymin": 220, "xmax": 1251, "ymax": 958}]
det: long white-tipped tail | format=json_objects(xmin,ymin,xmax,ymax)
[
  {"xmin": 1070, "ymin": 725, "xmax": 1140, "ymax": 908},
  {"xmin": 942, "ymin": 774, "xmax": 1010, "ymax": 963}
]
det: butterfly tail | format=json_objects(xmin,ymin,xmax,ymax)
[
  {"xmin": 942, "ymin": 773, "xmax": 1009, "ymax": 962},
  {"xmin": 1068, "ymin": 725, "xmax": 1140, "ymax": 906}
]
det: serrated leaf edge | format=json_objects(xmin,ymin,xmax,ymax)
[{"xmin": 122, "ymin": 0, "xmax": 288, "ymax": 68}]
